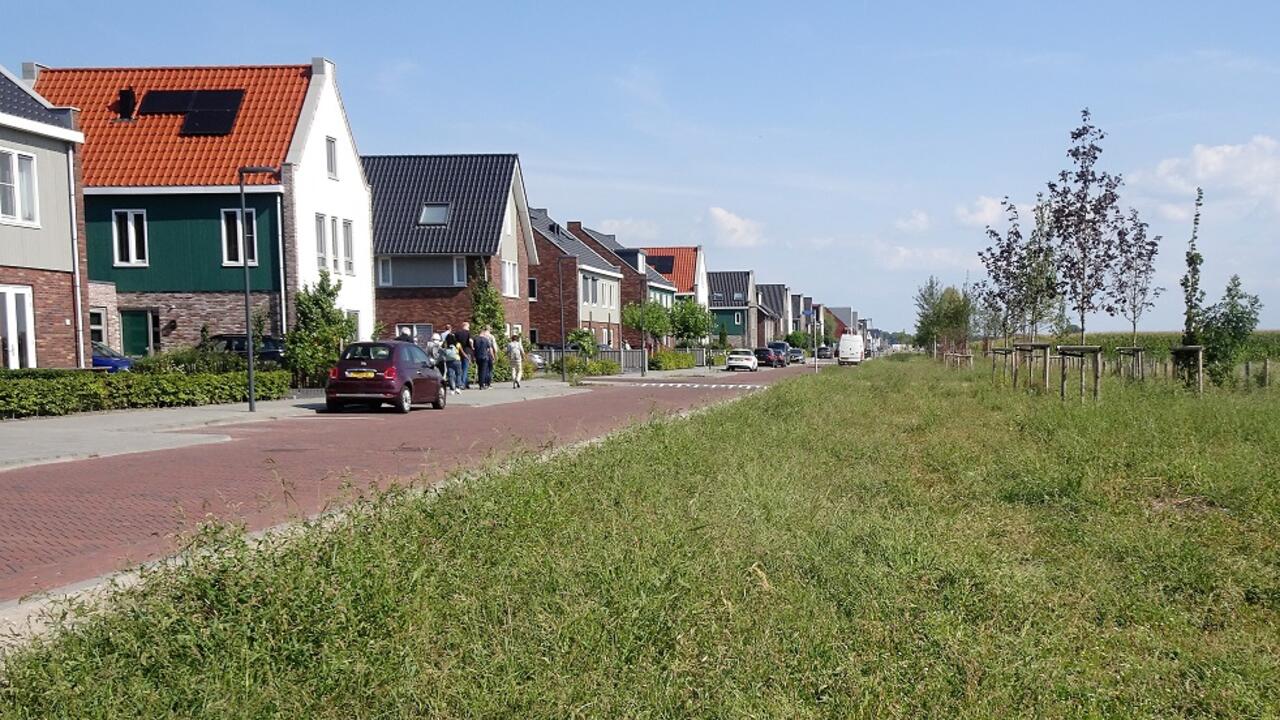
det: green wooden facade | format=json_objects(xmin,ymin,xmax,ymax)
[
  {"xmin": 85, "ymin": 193, "xmax": 281, "ymax": 292},
  {"xmin": 712, "ymin": 308, "xmax": 745, "ymax": 336}
]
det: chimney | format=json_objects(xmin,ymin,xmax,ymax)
[
  {"xmin": 635, "ymin": 249, "xmax": 646, "ymax": 274},
  {"xmin": 20, "ymin": 62, "xmax": 47, "ymax": 86},
  {"xmin": 116, "ymin": 88, "xmax": 137, "ymax": 120}
]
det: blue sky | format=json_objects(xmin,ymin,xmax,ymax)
[{"xmin": 12, "ymin": 1, "xmax": 1280, "ymax": 332}]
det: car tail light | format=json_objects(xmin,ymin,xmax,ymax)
[
  {"xmin": 328, "ymin": 367, "xmax": 338, "ymax": 380},
  {"xmin": 384, "ymin": 365, "xmax": 398, "ymax": 381}
]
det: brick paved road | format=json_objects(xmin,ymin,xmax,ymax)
[{"xmin": 0, "ymin": 367, "xmax": 806, "ymax": 601}]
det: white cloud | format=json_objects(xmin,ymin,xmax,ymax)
[
  {"xmin": 708, "ymin": 206, "xmax": 766, "ymax": 247},
  {"xmin": 894, "ymin": 210, "xmax": 931, "ymax": 233},
  {"xmin": 955, "ymin": 195, "xmax": 1003, "ymax": 227},
  {"xmin": 862, "ymin": 237, "xmax": 979, "ymax": 272},
  {"xmin": 1131, "ymin": 135, "xmax": 1280, "ymax": 217},
  {"xmin": 597, "ymin": 218, "xmax": 660, "ymax": 243}
]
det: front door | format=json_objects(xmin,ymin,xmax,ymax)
[
  {"xmin": 120, "ymin": 310, "xmax": 153, "ymax": 357},
  {"xmin": 0, "ymin": 285, "xmax": 36, "ymax": 369}
]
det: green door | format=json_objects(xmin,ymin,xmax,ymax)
[{"xmin": 120, "ymin": 311, "xmax": 152, "ymax": 357}]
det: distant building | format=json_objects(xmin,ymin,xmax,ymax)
[
  {"xmin": 526, "ymin": 208, "xmax": 621, "ymax": 347},
  {"xmin": 708, "ymin": 270, "xmax": 757, "ymax": 347}
]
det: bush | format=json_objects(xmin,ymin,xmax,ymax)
[
  {"xmin": 648, "ymin": 350, "xmax": 696, "ymax": 371},
  {"xmin": 707, "ymin": 353, "xmax": 726, "ymax": 367},
  {"xmin": 0, "ymin": 370, "xmax": 291, "ymax": 419},
  {"xmin": 548, "ymin": 356, "xmax": 620, "ymax": 377},
  {"xmin": 466, "ymin": 353, "xmax": 537, "ymax": 384},
  {"xmin": 131, "ymin": 347, "xmax": 250, "ymax": 374}
]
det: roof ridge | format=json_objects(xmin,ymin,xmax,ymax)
[
  {"xmin": 362, "ymin": 153, "xmax": 518, "ymax": 159},
  {"xmin": 41, "ymin": 63, "xmax": 311, "ymax": 72}
]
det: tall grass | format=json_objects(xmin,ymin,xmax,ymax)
[{"xmin": 2, "ymin": 359, "xmax": 1278, "ymax": 718}]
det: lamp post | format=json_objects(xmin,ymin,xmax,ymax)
[{"xmin": 238, "ymin": 165, "xmax": 280, "ymax": 412}]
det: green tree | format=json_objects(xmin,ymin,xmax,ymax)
[
  {"xmin": 1178, "ymin": 188, "xmax": 1206, "ymax": 383},
  {"xmin": 913, "ymin": 276, "xmax": 944, "ymax": 349},
  {"xmin": 670, "ymin": 299, "xmax": 714, "ymax": 346},
  {"xmin": 285, "ymin": 270, "xmax": 357, "ymax": 386},
  {"xmin": 784, "ymin": 330, "xmax": 811, "ymax": 350},
  {"xmin": 470, "ymin": 271, "xmax": 506, "ymax": 333},
  {"xmin": 1202, "ymin": 275, "xmax": 1262, "ymax": 386},
  {"xmin": 566, "ymin": 327, "xmax": 599, "ymax": 358},
  {"xmin": 622, "ymin": 301, "xmax": 672, "ymax": 347},
  {"xmin": 717, "ymin": 323, "xmax": 729, "ymax": 350}
]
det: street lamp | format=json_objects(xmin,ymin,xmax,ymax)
[{"xmin": 238, "ymin": 165, "xmax": 280, "ymax": 411}]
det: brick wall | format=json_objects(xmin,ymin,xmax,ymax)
[
  {"xmin": 280, "ymin": 164, "xmax": 300, "ymax": 332},
  {"xmin": 0, "ymin": 266, "xmax": 79, "ymax": 368},
  {"xmin": 115, "ymin": 291, "xmax": 280, "ymax": 350},
  {"xmin": 527, "ymin": 232, "xmax": 578, "ymax": 346},
  {"xmin": 567, "ymin": 222, "xmax": 643, "ymax": 349},
  {"xmin": 375, "ymin": 286, "xmax": 472, "ymax": 339},
  {"xmin": 88, "ymin": 281, "xmax": 121, "ymax": 350}
]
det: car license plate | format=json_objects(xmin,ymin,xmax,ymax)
[{"xmin": 346, "ymin": 369, "xmax": 375, "ymax": 379}]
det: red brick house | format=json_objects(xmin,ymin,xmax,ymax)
[
  {"xmin": 566, "ymin": 223, "xmax": 676, "ymax": 349},
  {"xmin": 363, "ymin": 154, "xmax": 537, "ymax": 342},
  {"xmin": 527, "ymin": 208, "xmax": 622, "ymax": 347}
]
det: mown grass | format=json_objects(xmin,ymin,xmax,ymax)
[{"xmin": 3, "ymin": 359, "xmax": 1279, "ymax": 718}]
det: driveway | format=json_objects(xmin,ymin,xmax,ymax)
[{"xmin": 0, "ymin": 367, "xmax": 808, "ymax": 603}]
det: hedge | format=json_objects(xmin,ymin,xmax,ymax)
[
  {"xmin": 0, "ymin": 370, "xmax": 291, "ymax": 419},
  {"xmin": 649, "ymin": 350, "xmax": 696, "ymax": 371},
  {"xmin": 548, "ymin": 357, "xmax": 621, "ymax": 377},
  {"xmin": 465, "ymin": 353, "xmax": 537, "ymax": 384},
  {"xmin": 131, "ymin": 348, "xmax": 251, "ymax": 374}
]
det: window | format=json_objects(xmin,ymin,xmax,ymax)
[
  {"xmin": 528, "ymin": 328, "xmax": 538, "ymax": 344},
  {"xmin": 0, "ymin": 285, "xmax": 36, "ymax": 369},
  {"xmin": 112, "ymin": 210, "xmax": 148, "ymax": 266},
  {"xmin": 732, "ymin": 291, "xmax": 745, "ymax": 302},
  {"xmin": 395, "ymin": 323, "xmax": 433, "ymax": 344},
  {"xmin": 0, "ymin": 149, "xmax": 38, "ymax": 225},
  {"xmin": 453, "ymin": 256, "xmax": 467, "ymax": 285},
  {"xmin": 591, "ymin": 278, "xmax": 599, "ymax": 305},
  {"xmin": 582, "ymin": 276, "xmax": 590, "ymax": 302},
  {"xmin": 711, "ymin": 291, "xmax": 725, "ymax": 304},
  {"xmin": 378, "ymin": 257, "xmax": 392, "ymax": 286},
  {"xmin": 326, "ymin": 137, "xmax": 338, "ymax": 178},
  {"xmin": 342, "ymin": 220, "xmax": 354, "ymax": 275},
  {"xmin": 330, "ymin": 217, "xmax": 339, "ymax": 272},
  {"xmin": 417, "ymin": 203, "xmax": 450, "ymax": 226},
  {"xmin": 315, "ymin": 214, "xmax": 326, "ymax": 267},
  {"xmin": 527, "ymin": 277, "xmax": 538, "ymax": 301},
  {"xmin": 734, "ymin": 312, "xmax": 743, "ymax": 325},
  {"xmin": 502, "ymin": 260, "xmax": 519, "ymax": 297},
  {"xmin": 220, "ymin": 209, "xmax": 257, "ymax": 266},
  {"xmin": 89, "ymin": 308, "xmax": 106, "ymax": 343},
  {"xmin": 512, "ymin": 323, "xmax": 522, "ymax": 337}
]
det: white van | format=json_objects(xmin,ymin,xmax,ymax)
[{"xmin": 837, "ymin": 333, "xmax": 864, "ymax": 365}]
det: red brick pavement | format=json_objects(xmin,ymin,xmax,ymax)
[{"xmin": 0, "ymin": 368, "xmax": 804, "ymax": 601}]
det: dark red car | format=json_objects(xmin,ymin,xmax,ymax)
[
  {"xmin": 754, "ymin": 347, "xmax": 786, "ymax": 368},
  {"xmin": 326, "ymin": 341, "xmax": 446, "ymax": 413}
]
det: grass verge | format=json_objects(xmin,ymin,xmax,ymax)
[{"xmin": 2, "ymin": 359, "xmax": 1278, "ymax": 717}]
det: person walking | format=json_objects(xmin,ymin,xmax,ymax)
[
  {"xmin": 426, "ymin": 332, "xmax": 445, "ymax": 379},
  {"xmin": 506, "ymin": 333, "xmax": 525, "ymax": 389},
  {"xmin": 455, "ymin": 321, "xmax": 474, "ymax": 390},
  {"xmin": 474, "ymin": 326, "xmax": 496, "ymax": 389},
  {"xmin": 443, "ymin": 338, "xmax": 463, "ymax": 395}
]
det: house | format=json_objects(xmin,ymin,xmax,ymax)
[
  {"xmin": 32, "ymin": 58, "xmax": 375, "ymax": 356},
  {"xmin": 0, "ymin": 65, "xmax": 87, "ymax": 368},
  {"xmin": 567, "ymin": 223, "xmax": 676, "ymax": 349},
  {"xmin": 707, "ymin": 270, "xmax": 757, "ymax": 348},
  {"xmin": 641, "ymin": 245, "xmax": 709, "ymax": 307},
  {"xmin": 527, "ymin": 208, "xmax": 621, "ymax": 347},
  {"xmin": 790, "ymin": 293, "xmax": 803, "ymax": 336},
  {"xmin": 756, "ymin": 283, "xmax": 792, "ymax": 342},
  {"xmin": 363, "ymin": 154, "xmax": 536, "ymax": 342},
  {"xmin": 828, "ymin": 306, "xmax": 856, "ymax": 337}
]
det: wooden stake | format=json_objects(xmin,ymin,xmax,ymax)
[
  {"xmin": 1060, "ymin": 353, "xmax": 1067, "ymax": 400},
  {"xmin": 1197, "ymin": 347, "xmax": 1204, "ymax": 396},
  {"xmin": 1093, "ymin": 352, "xmax": 1101, "ymax": 401}
]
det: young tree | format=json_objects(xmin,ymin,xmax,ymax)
[
  {"xmin": 566, "ymin": 327, "xmax": 598, "ymax": 358},
  {"xmin": 913, "ymin": 275, "xmax": 944, "ymax": 350},
  {"xmin": 470, "ymin": 272, "xmax": 506, "ymax": 334},
  {"xmin": 669, "ymin": 298, "xmax": 714, "ymax": 346},
  {"xmin": 977, "ymin": 200, "xmax": 1022, "ymax": 344},
  {"xmin": 1109, "ymin": 207, "xmax": 1163, "ymax": 344},
  {"xmin": 1021, "ymin": 196, "xmax": 1059, "ymax": 340},
  {"xmin": 284, "ymin": 270, "xmax": 357, "ymax": 386},
  {"xmin": 936, "ymin": 285, "xmax": 973, "ymax": 352},
  {"xmin": 622, "ymin": 300, "xmax": 672, "ymax": 347},
  {"xmin": 1202, "ymin": 275, "xmax": 1262, "ymax": 386},
  {"xmin": 717, "ymin": 323, "xmax": 729, "ymax": 350},
  {"xmin": 1178, "ymin": 188, "xmax": 1206, "ymax": 383},
  {"xmin": 1047, "ymin": 109, "xmax": 1123, "ymax": 343}
]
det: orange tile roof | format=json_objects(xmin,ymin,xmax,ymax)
[
  {"xmin": 642, "ymin": 246, "xmax": 698, "ymax": 294},
  {"xmin": 35, "ymin": 65, "xmax": 311, "ymax": 187}
]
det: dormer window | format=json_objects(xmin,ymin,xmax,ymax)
[
  {"xmin": 732, "ymin": 291, "xmax": 745, "ymax": 302},
  {"xmin": 417, "ymin": 203, "xmax": 450, "ymax": 226},
  {"xmin": 711, "ymin": 292, "xmax": 725, "ymax": 303}
]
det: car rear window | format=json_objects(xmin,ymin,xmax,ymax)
[{"xmin": 342, "ymin": 344, "xmax": 393, "ymax": 361}]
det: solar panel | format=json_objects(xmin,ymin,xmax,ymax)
[
  {"xmin": 180, "ymin": 110, "xmax": 239, "ymax": 136},
  {"xmin": 648, "ymin": 256, "xmax": 675, "ymax": 274},
  {"xmin": 189, "ymin": 89, "xmax": 244, "ymax": 112},
  {"xmin": 138, "ymin": 90, "xmax": 196, "ymax": 114}
]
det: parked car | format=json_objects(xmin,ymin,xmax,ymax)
[
  {"xmin": 816, "ymin": 345, "xmax": 833, "ymax": 359},
  {"xmin": 725, "ymin": 348, "xmax": 759, "ymax": 372},
  {"xmin": 529, "ymin": 351, "xmax": 546, "ymax": 370},
  {"xmin": 754, "ymin": 347, "xmax": 786, "ymax": 368},
  {"xmin": 326, "ymin": 341, "xmax": 446, "ymax": 413},
  {"xmin": 788, "ymin": 348, "xmax": 805, "ymax": 364},
  {"xmin": 91, "ymin": 341, "xmax": 133, "ymax": 372},
  {"xmin": 199, "ymin": 333, "xmax": 285, "ymax": 364},
  {"xmin": 767, "ymin": 341, "xmax": 792, "ymax": 365}
]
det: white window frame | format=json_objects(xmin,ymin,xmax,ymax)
[
  {"xmin": 591, "ymin": 278, "xmax": 599, "ymax": 305},
  {"xmin": 377, "ymin": 257, "xmax": 393, "ymax": 286},
  {"xmin": 342, "ymin": 219, "xmax": 354, "ymax": 275},
  {"xmin": 0, "ymin": 148, "xmax": 39, "ymax": 227},
  {"xmin": 220, "ymin": 208, "xmax": 258, "ymax": 267},
  {"xmin": 111, "ymin": 209, "xmax": 149, "ymax": 267},
  {"xmin": 528, "ymin": 328, "xmax": 538, "ymax": 344},
  {"xmin": 315, "ymin": 213, "xmax": 327, "ymax": 268},
  {"xmin": 89, "ymin": 307, "xmax": 106, "ymax": 344},
  {"xmin": 0, "ymin": 284, "xmax": 37, "ymax": 369},
  {"xmin": 582, "ymin": 276, "xmax": 590, "ymax": 304},
  {"xmin": 734, "ymin": 312, "xmax": 743, "ymax": 325},
  {"xmin": 325, "ymin": 137, "xmax": 338, "ymax": 179},
  {"xmin": 501, "ymin": 260, "xmax": 519, "ymax": 298},
  {"xmin": 527, "ymin": 277, "xmax": 538, "ymax": 301},
  {"xmin": 453, "ymin": 256, "xmax": 467, "ymax": 286},
  {"xmin": 330, "ymin": 217, "xmax": 339, "ymax": 272}
]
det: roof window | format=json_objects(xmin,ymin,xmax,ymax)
[{"xmin": 417, "ymin": 203, "xmax": 450, "ymax": 226}]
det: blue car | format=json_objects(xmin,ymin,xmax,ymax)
[{"xmin": 92, "ymin": 341, "xmax": 133, "ymax": 372}]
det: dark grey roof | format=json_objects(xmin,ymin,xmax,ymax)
[
  {"xmin": 529, "ymin": 209, "xmax": 619, "ymax": 273},
  {"xmin": 645, "ymin": 265, "xmax": 676, "ymax": 290},
  {"xmin": 362, "ymin": 154, "xmax": 517, "ymax": 256},
  {"xmin": 829, "ymin": 306, "xmax": 855, "ymax": 327},
  {"xmin": 580, "ymin": 226, "xmax": 624, "ymax": 253},
  {"xmin": 578, "ymin": 227, "xmax": 675, "ymax": 289},
  {"xmin": 0, "ymin": 65, "xmax": 75, "ymax": 130},
  {"xmin": 708, "ymin": 271, "xmax": 751, "ymax": 308},
  {"xmin": 757, "ymin": 284, "xmax": 788, "ymax": 318}
]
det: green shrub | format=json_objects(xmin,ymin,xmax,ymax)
[
  {"xmin": 548, "ymin": 356, "xmax": 620, "ymax": 377},
  {"xmin": 707, "ymin": 353, "xmax": 726, "ymax": 367},
  {"xmin": 131, "ymin": 347, "xmax": 250, "ymax": 374},
  {"xmin": 0, "ymin": 370, "xmax": 291, "ymax": 419},
  {"xmin": 466, "ymin": 353, "xmax": 537, "ymax": 384},
  {"xmin": 648, "ymin": 350, "xmax": 696, "ymax": 371}
]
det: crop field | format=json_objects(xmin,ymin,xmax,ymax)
[{"xmin": 2, "ymin": 359, "xmax": 1278, "ymax": 718}]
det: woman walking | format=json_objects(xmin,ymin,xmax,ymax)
[
  {"xmin": 506, "ymin": 334, "xmax": 525, "ymax": 389},
  {"xmin": 443, "ymin": 339, "xmax": 463, "ymax": 395}
]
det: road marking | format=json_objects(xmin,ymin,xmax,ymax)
[{"xmin": 624, "ymin": 382, "xmax": 765, "ymax": 391}]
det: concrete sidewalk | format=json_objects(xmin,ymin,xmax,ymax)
[{"xmin": 0, "ymin": 379, "xmax": 584, "ymax": 472}]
